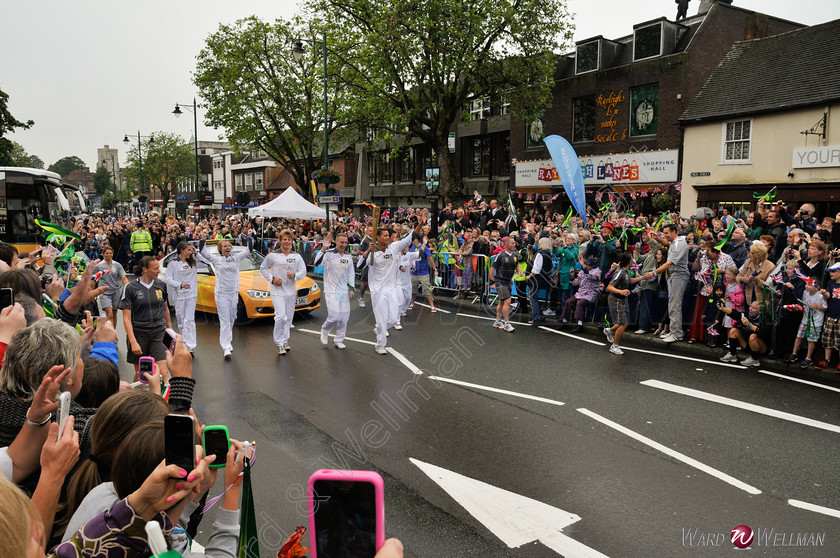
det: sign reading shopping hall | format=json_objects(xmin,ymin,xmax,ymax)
[
  {"xmin": 792, "ymin": 145, "xmax": 840, "ymax": 169},
  {"xmin": 516, "ymin": 149, "xmax": 679, "ymax": 188}
]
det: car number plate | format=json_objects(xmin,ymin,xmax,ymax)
[{"xmin": 295, "ymin": 297, "xmax": 307, "ymax": 305}]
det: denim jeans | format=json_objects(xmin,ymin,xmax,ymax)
[{"xmin": 528, "ymin": 284, "xmax": 543, "ymax": 322}]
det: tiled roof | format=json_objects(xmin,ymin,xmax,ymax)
[{"xmin": 680, "ymin": 18, "xmax": 840, "ymax": 122}]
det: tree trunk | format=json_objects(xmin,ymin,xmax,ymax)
[{"xmin": 435, "ymin": 136, "xmax": 461, "ymax": 203}]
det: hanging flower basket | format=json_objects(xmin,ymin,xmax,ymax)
[{"xmin": 313, "ymin": 168, "xmax": 341, "ymax": 184}]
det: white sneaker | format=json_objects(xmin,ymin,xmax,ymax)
[
  {"xmin": 720, "ymin": 352, "xmax": 738, "ymax": 363},
  {"xmin": 543, "ymin": 309, "xmax": 556, "ymax": 316},
  {"xmin": 661, "ymin": 333, "xmax": 680, "ymax": 343},
  {"xmin": 278, "ymin": 346, "xmax": 286, "ymax": 355},
  {"xmin": 223, "ymin": 348, "xmax": 232, "ymax": 359},
  {"xmin": 284, "ymin": 343, "xmax": 291, "ymax": 351},
  {"xmin": 320, "ymin": 330, "xmax": 329, "ymax": 345},
  {"xmin": 609, "ymin": 345, "xmax": 624, "ymax": 355},
  {"xmin": 335, "ymin": 342, "xmax": 346, "ymax": 349},
  {"xmin": 603, "ymin": 327, "xmax": 615, "ymax": 343},
  {"xmin": 740, "ymin": 356, "xmax": 760, "ymax": 367},
  {"xmin": 659, "ymin": 331, "xmax": 670, "ymax": 339},
  {"xmin": 400, "ymin": 311, "xmax": 407, "ymax": 317},
  {"xmin": 290, "ymin": 323, "xmax": 295, "ymax": 329},
  {"xmin": 375, "ymin": 345, "xmax": 388, "ymax": 355},
  {"xmin": 504, "ymin": 322, "xmax": 515, "ymax": 332},
  {"xmin": 493, "ymin": 320, "xmax": 504, "ymax": 329},
  {"xmin": 394, "ymin": 324, "xmax": 403, "ymax": 330},
  {"xmin": 358, "ymin": 298, "xmax": 366, "ymax": 307},
  {"xmin": 634, "ymin": 329, "xmax": 647, "ymax": 334}
]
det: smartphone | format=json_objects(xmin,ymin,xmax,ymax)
[
  {"xmin": 202, "ymin": 425, "xmax": 231, "ymax": 469},
  {"xmin": 57, "ymin": 391, "xmax": 71, "ymax": 441},
  {"xmin": 137, "ymin": 356, "xmax": 156, "ymax": 383},
  {"xmin": 161, "ymin": 328, "xmax": 178, "ymax": 353},
  {"xmin": 164, "ymin": 414, "xmax": 196, "ymax": 472},
  {"xmin": 308, "ymin": 470, "xmax": 385, "ymax": 558},
  {"xmin": 0, "ymin": 288, "xmax": 13, "ymax": 312}
]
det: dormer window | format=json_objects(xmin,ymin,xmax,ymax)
[
  {"xmin": 468, "ymin": 96, "xmax": 490, "ymax": 121},
  {"xmin": 634, "ymin": 22, "xmax": 662, "ymax": 61},
  {"xmin": 576, "ymin": 41, "xmax": 599, "ymax": 74}
]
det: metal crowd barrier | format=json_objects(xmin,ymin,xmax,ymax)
[{"xmin": 429, "ymin": 251, "xmax": 490, "ymax": 300}]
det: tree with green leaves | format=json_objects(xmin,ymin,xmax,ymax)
[
  {"xmin": 124, "ymin": 132, "xmax": 193, "ymax": 208},
  {"xmin": 309, "ymin": 0, "xmax": 572, "ymax": 200},
  {"xmin": 27, "ymin": 154, "xmax": 44, "ymax": 169},
  {"xmin": 48, "ymin": 155, "xmax": 88, "ymax": 177},
  {"xmin": 0, "ymin": 87, "xmax": 34, "ymax": 167},
  {"xmin": 195, "ymin": 15, "xmax": 354, "ymax": 196},
  {"xmin": 93, "ymin": 164, "xmax": 114, "ymax": 196}
]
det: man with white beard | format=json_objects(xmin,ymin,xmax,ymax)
[
  {"xmin": 315, "ymin": 232, "xmax": 356, "ymax": 349},
  {"xmin": 364, "ymin": 210, "xmax": 428, "ymax": 354}
]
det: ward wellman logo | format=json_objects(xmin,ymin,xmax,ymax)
[{"xmin": 731, "ymin": 525, "xmax": 754, "ymax": 549}]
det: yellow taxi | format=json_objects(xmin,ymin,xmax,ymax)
[{"xmin": 161, "ymin": 245, "xmax": 320, "ymax": 322}]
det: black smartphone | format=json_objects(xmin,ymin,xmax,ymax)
[
  {"xmin": 309, "ymin": 471, "xmax": 384, "ymax": 558},
  {"xmin": 164, "ymin": 414, "xmax": 195, "ymax": 472},
  {"xmin": 0, "ymin": 288, "xmax": 13, "ymax": 312},
  {"xmin": 201, "ymin": 425, "xmax": 230, "ymax": 469}
]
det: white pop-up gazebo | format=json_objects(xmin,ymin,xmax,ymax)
[{"xmin": 247, "ymin": 186, "xmax": 327, "ymax": 220}]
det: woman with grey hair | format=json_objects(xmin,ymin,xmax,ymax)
[{"xmin": 0, "ymin": 319, "xmax": 93, "ymax": 451}]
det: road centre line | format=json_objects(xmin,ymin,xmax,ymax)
[
  {"xmin": 539, "ymin": 326, "xmax": 606, "ymax": 346},
  {"xmin": 641, "ymin": 379, "xmax": 840, "ymax": 434},
  {"xmin": 620, "ymin": 346, "xmax": 745, "ymax": 369},
  {"xmin": 787, "ymin": 499, "xmax": 840, "ymax": 519},
  {"xmin": 428, "ymin": 376, "xmax": 565, "ymax": 406},
  {"xmin": 386, "ymin": 347, "xmax": 424, "ymax": 375},
  {"xmin": 757, "ymin": 369, "xmax": 840, "ymax": 394},
  {"xmin": 577, "ymin": 408, "xmax": 762, "ymax": 495},
  {"xmin": 298, "ymin": 328, "xmax": 377, "ymax": 346}
]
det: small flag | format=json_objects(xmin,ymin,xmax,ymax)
[
  {"xmin": 793, "ymin": 268, "xmax": 815, "ymax": 286},
  {"xmin": 782, "ymin": 304, "xmax": 804, "ymax": 312},
  {"xmin": 770, "ymin": 271, "xmax": 784, "ymax": 284},
  {"xmin": 630, "ymin": 260, "xmax": 642, "ymax": 273},
  {"xmin": 706, "ymin": 324, "xmax": 720, "ymax": 337}
]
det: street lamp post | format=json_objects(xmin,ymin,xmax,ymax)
[
  {"xmin": 123, "ymin": 131, "xmax": 153, "ymax": 195},
  {"xmin": 292, "ymin": 31, "xmax": 330, "ymax": 225},
  {"xmin": 172, "ymin": 98, "xmax": 202, "ymax": 194}
]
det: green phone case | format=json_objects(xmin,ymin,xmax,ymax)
[{"xmin": 202, "ymin": 425, "xmax": 230, "ymax": 469}]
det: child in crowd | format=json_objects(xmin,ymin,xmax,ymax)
[
  {"xmin": 711, "ymin": 266, "xmax": 744, "ymax": 341},
  {"xmin": 787, "ymin": 278, "xmax": 827, "ymax": 368},
  {"xmin": 816, "ymin": 262, "xmax": 840, "ymax": 371},
  {"xmin": 776, "ymin": 260, "xmax": 806, "ymax": 360}
]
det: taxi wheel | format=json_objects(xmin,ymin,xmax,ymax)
[{"xmin": 234, "ymin": 296, "xmax": 248, "ymax": 324}]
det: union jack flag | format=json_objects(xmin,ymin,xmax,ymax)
[
  {"xmin": 595, "ymin": 192, "xmax": 603, "ymax": 203},
  {"xmin": 640, "ymin": 190, "xmax": 649, "ymax": 198},
  {"xmin": 674, "ymin": 182, "xmax": 682, "ymax": 193},
  {"xmin": 707, "ymin": 324, "xmax": 720, "ymax": 337},
  {"xmin": 630, "ymin": 192, "xmax": 637, "ymax": 200},
  {"xmin": 793, "ymin": 268, "xmax": 815, "ymax": 286},
  {"xmin": 770, "ymin": 271, "xmax": 784, "ymax": 284},
  {"xmin": 630, "ymin": 260, "xmax": 642, "ymax": 273}
]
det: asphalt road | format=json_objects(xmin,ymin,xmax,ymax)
[{"xmin": 116, "ymin": 295, "xmax": 840, "ymax": 557}]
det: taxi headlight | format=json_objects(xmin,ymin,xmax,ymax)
[
  {"xmin": 310, "ymin": 283, "xmax": 319, "ymax": 292},
  {"xmin": 245, "ymin": 289, "xmax": 271, "ymax": 299}
]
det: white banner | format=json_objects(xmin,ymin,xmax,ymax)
[
  {"xmin": 793, "ymin": 145, "xmax": 840, "ymax": 169},
  {"xmin": 515, "ymin": 149, "xmax": 679, "ymax": 187}
]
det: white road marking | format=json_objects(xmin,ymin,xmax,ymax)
[
  {"xmin": 757, "ymin": 369, "xmax": 840, "ymax": 394},
  {"xmin": 787, "ymin": 499, "xmax": 840, "ymax": 519},
  {"xmin": 453, "ymin": 311, "xmax": 533, "ymax": 326},
  {"xmin": 297, "ymin": 328, "xmax": 377, "ymax": 346},
  {"xmin": 641, "ymin": 379, "xmax": 840, "ymax": 434},
  {"xmin": 414, "ymin": 302, "xmax": 452, "ymax": 313},
  {"xmin": 386, "ymin": 347, "xmax": 423, "ymax": 375},
  {"xmin": 428, "ymin": 376, "xmax": 564, "ymax": 406},
  {"xmin": 410, "ymin": 458, "xmax": 609, "ymax": 557},
  {"xmin": 577, "ymin": 408, "xmax": 762, "ymax": 495},
  {"xmin": 539, "ymin": 325, "xmax": 606, "ymax": 346},
  {"xmin": 620, "ymin": 346, "xmax": 745, "ymax": 369}
]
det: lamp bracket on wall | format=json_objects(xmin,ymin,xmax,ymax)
[{"xmin": 800, "ymin": 112, "xmax": 826, "ymax": 140}]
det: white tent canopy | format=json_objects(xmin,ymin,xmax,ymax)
[{"xmin": 248, "ymin": 187, "xmax": 326, "ymax": 220}]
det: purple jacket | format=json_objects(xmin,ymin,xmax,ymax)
[{"xmin": 573, "ymin": 267, "xmax": 602, "ymax": 302}]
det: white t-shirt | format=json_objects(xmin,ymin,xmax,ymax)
[{"xmin": 260, "ymin": 251, "xmax": 306, "ymax": 297}]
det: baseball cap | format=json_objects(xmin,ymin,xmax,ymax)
[{"xmin": 827, "ymin": 262, "xmax": 840, "ymax": 272}]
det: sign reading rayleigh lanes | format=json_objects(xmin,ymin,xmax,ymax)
[
  {"xmin": 515, "ymin": 149, "xmax": 679, "ymax": 188},
  {"xmin": 792, "ymin": 145, "xmax": 840, "ymax": 169}
]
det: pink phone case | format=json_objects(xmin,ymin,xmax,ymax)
[
  {"xmin": 307, "ymin": 469, "xmax": 385, "ymax": 558},
  {"xmin": 137, "ymin": 356, "xmax": 156, "ymax": 382}
]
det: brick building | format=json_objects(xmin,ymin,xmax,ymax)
[{"xmin": 508, "ymin": 2, "xmax": 801, "ymax": 212}]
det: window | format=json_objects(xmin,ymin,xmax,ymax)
[
  {"xmin": 576, "ymin": 41, "xmax": 599, "ymax": 74},
  {"xmin": 630, "ymin": 85, "xmax": 658, "ymax": 137},
  {"xmin": 234, "ymin": 174, "xmax": 243, "ymax": 190},
  {"xmin": 214, "ymin": 180, "xmax": 223, "ymax": 191},
  {"xmin": 634, "ymin": 24, "xmax": 662, "ymax": 61},
  {"xmin": 492, "ymin": 132, "xmax": 511, "ymax": 176},
  {"xmin": 395, "ymin": 148, "xmax": 414, "ymax": 182},
  {"xmin": 468, "ymin": 96, "xmax": 490, "ymax": 121},
  {"xmin": 498, "ymin": 96, "xmax": 510, "ymax": 116},
  {"xmin": 466, "ymin": 137, "xmax": 490, "ymax": 177},
  {"xmin": 256, "ymin": 174, "xmax": 264, "ymax": 187},
  {"xmin": 573, "ymin": 96, "xmax": 596, "ymax": 142},
  {"xmin": 381, "ymin": 153, "xmax": 393, "ymax": 183},
  {"xmin": 244, "ymin": 173, "xmax": 253, "ymax": 191},
  {"xmin": 723, "ymin": 120, "xmax": 751, "ymax": 162}
]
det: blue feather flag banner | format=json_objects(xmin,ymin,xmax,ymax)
[{"xmin": 544, "ymin": 135, "xmax": 586, "ymax": 226}]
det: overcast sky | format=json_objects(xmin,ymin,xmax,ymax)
[{"xmin": 2, "ymin": 0, "xmax": 838, "ymax": 171}]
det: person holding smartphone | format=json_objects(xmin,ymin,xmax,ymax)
[
  {"xmin": 119, "ymin": 256, "xmax": 172, "ymax": 379},
  {"xmin": 164, "ymin": 242, "xmax": 200, "ymax": 355}
]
